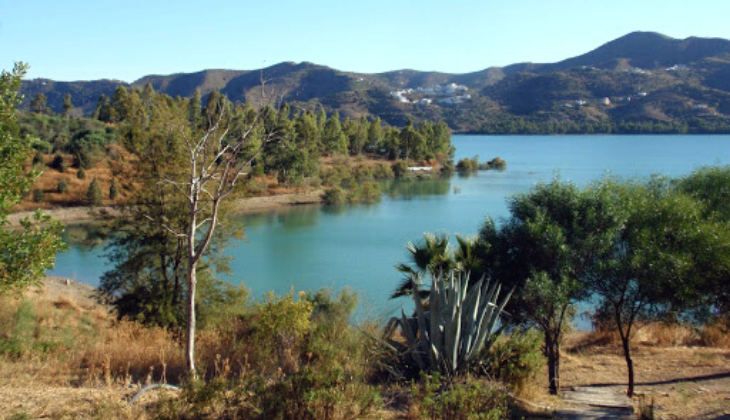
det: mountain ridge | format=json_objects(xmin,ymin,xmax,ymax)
[{"xmin": 19, "ymin": 31, "xmax": 730, "ymax": 132}]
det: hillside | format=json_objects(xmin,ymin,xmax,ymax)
[{"xmin": 19, "ymin": 31, "xmax": 730, "ymax": 133}]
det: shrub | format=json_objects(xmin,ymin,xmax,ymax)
[
  {"xmin": 253, "ymin": 289, "xmax": 313, "ymax": 374},
  {"xmin": 482, "ymin": 328, "xmax": 545, "ymax": 394},
  {"xmin": 323, "ymin": 187, "xmax": 347, "ymax": 205},
  {"xmin": 109, "ymin": 180, "xmax": 119, "ymax": 200},
  {"xmin": 57, "ymin": 179, "xmax": 68, "ymax": 193},
  {"xmin": 76, "ymin": 167, "xmax": 86, "ymax": 179},
  {"xmin": 392, "ymin": 161, "xmax": 409, "ymax": 178},
  {"xmin": 409, "ymin": 373, "xmax": 509, "ymax": 420},
  {"xmin": 350, "ymin": 181, "xmax": 382, "ymax": 204},
  {"xmin": 456, "ymin": 156, "xmax": 479, "ymax": 173},
  {"xmin": 32, "ymin": 188, "xmax": 45, "ymax": 203},
  {"xmin": 86, "ymin": 177, "xmax": 103, "ymax": 205},
  {"xmin": 372, "ymin": 162, "xmax": 394, "ymax": 179},
  {"xmin": 51, "ymin": 154, "xmax": 67, "ymax": 172}
]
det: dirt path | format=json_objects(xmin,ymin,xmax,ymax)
[{"xmin": 555, "ymin": 386, "xmax": 634, "ymax": 419}]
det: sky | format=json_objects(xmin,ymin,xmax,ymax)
[{"xmin": 1, "ymin": 0, "xmax": 728, "ymax": 82}]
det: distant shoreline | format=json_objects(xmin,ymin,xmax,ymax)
[{"xmin": 8, "ymin": 190, "xmax": 325, "ymax": 226}]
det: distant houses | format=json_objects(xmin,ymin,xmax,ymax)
[{"xmin": 389, "ymin": 83, "xmax": 471, "ymax": 106}]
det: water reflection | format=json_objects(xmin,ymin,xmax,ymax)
[{"xmin": 382, "ymin": 177, "xmax": 452, "ymax": 199}]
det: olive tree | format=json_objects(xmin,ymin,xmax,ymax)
[
  {"xmin": 585, "ymin": 177, "xmax": 730, "ymax": 397},
  {"xmin": 484, "ymin": 179, "xmax": 617, "ymax": 394}
]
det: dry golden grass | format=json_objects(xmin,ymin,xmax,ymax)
[
  {"xmin": 563, "ymin": 326, "xmax": 730, "ymax": 419},
  {"xmin": 16, "ymin": 147, "xmax": 139, "ymax": 211}
]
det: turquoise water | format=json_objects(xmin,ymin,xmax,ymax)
[{"xmin": 49, "ymin": 135, "xmax": 730, "ymax": 322}]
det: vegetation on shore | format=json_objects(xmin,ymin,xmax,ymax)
[{"xmin": 3, "ymin": 63, "xmax": 730, "ymax": 419}]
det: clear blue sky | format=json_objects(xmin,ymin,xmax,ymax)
[{"xmin": 1, "ymin": 0, "xmax": 727, "ymax": 82}]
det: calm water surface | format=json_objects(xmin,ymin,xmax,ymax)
[{"xmin": 50, "ymin": 135, "xmax": 730, "ymax": 322}]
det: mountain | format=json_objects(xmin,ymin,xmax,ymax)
[{"xmin": 19, "ymin": 32, "xmax": 730, "ymax": 132}]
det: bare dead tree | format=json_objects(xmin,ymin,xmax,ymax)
[{"xmin": 161, "ymin": 104, "xmax": 278, "ymax": 376}]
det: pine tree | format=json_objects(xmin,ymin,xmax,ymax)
[
  {"xmin": 86, "ymin": 177, "xmax": 103, "ymax": 205},
  {"xmin": 30, "ymin": 93, "xmax": 50, "ymax": 114},
  {"xmin": 62, "ymin": 93, "xmax": 73, "ymax": 118}
]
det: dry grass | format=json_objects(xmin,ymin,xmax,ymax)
[
  {"xmin": 16, "ymin": 147, "xmax": 139, "ymax": 211},
  {"xmin": 563, "ymin": 326, "xmax": 730, "ymax": 419}
]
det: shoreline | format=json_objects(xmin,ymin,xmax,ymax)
[{"xmin": 8, "ymin": 190, "xmax": 325, "ymax": 226}]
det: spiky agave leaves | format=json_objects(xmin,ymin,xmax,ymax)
[{"xmin": 395, "ymin": 271, "xmax": 513, "ymax": 376}]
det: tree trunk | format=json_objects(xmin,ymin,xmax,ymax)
[
  {"xmin": 545, "ymin": 333, "xmax": 560, "ymax": 395},
  {"xmin": 621, "ymin": 334, "xmax": 634, "ymax": 397},
  {"xmin": 185, "ymin": 263, "xmax": 197, "ymax": 376}
]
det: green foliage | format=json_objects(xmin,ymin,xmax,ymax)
[
  {"xmin": 480, "ymin": 157, "xmax": 506, "ymax": 170},
  {"xmin": 155, "ymin": 288, "xmax": 379, "ymax": 420},
  {"xmin": 85, "ymin": 177, "xmax": 103, "ymax": 205},
  {"xmin": 323, "ymin": 187, "xmax": 347, "ymax": 205},
  {"xmin": 76, "ymin": 167, "xmax": 86, "ymax": 179},
  {"xmin": 0, "ymin": 63, "xmax": 65, "ymax": 295},
  {"xmin": 410, "ymin": 373, "xmax": 509, "ymax": 420},
  {"xmin": 391, "ymin": 160, "xmax": 409, "ymax": 178},
  {"xmin": 482, "ymin": 329, "xmax": 545, "ymax": 393},
  {"xmin": 56, "ymin": 179, "xmax": 68, "ymax": 193},
  {"xmin": 109, "ymin": 179, "xmax": 118, "ymax": 200},
  {"xmin": 51, "ymin": 154, "xmax": 66, "ymax": 172},
  {"xmin": 456, "ymin": 155, "xmax": 479, "ymax": 173},
  {"xmin": 32, "ymin": 188, "xmax": 45, "ymax": 203}
]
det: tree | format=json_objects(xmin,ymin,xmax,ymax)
[
  {"xmin": 101, "ymin": 92, "xmax": 249, "ymax": 333},
  {"xmin": 30, "ymin": 93, "xmax": 50, "ymax": 114},
  {"xmin": 676, "ymin": 166, "xmax": 730, "ymax": 315},
  {"xmin": 321, "ymin": 111, "xmax": 348, "ymax": 155},
  {"xmin": 585, "ymin": 177, "xmax": 730, "ymax": 396},
  {"xmin": 146, "ymin": 94, "xmax": 278, "ymax": 375},
  {"xmin": 0, "ymin": 63, "xmax": 64, "ymax": 294},
  {"xmin": 485, "ymin": 179, "xmax": 606, "ymax": 395},
  {"xmin": 86, "ymin": 177, "xmax": 103, "ymax": 205},
  {"xmin": 62, "ymin": 93, "xmax": 74, "ymax": 118}
]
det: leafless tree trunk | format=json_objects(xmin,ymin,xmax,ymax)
[{"xmin": 161, "ymin": 106, "xmax": 277, "ymax": 377}]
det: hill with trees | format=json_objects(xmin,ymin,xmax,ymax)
[{"xmin": 19, "ymin": 31, "xmax": 730, "ymax": 133}]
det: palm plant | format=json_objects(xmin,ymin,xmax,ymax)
[{"xmin": 392, "ymin": 233, "xmax": 482, "ymax": 298}]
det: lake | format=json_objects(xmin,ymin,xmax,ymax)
[{"xmin": 49, "ymin": 134, "xmax": 730, "ymax": 324}]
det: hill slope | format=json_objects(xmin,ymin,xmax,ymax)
[{"xmin": 19, "ymin": 32, "xmax": 730, "ymax": 132}]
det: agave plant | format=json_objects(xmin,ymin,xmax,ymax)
[{"xmin": 387, "ymin": 271, "xmax": 513, "ymax": 376}]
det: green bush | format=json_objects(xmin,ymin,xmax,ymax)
[
  {"xmin": 391, "ymin": 161, "xmax": 409, "ymax": 178},
  {"xmin": 86, "ymin": 177, "xmax": 103, "ymax": 205},
  {"xmin": 109, "ymin": 180, "xmax": 119, "ymax": 200},
  {"xmin": 32, "ymin": 188, "xmax": 45, "ymax": 203},
  {"xmin": 323, "ymin": 187, "xmax": 347, "ymax": 205},
  {"xmin": 57, "ymin": 179, "xmax": 68, "ymax": 193},
  {"xmin": 482, "ymin": 328, "xmax": 545, "ymax": 394},
  {"xmin": 372, "ymin": 162, "xmax": 394, "ymax": 179},
  {"xmin": 51, "ymin": 154, "xmax": 67, "ymax": 172},
  {"xmin": 349, "ymin": 181, "xmax": 382, "ymax": 204},
  {"xmin": 76, "ymin": 167, "xmax": 86, "ymax": 179},
  {"xmin": 410, "ymin": 373, "xmax": 509, "ymax": 420}
]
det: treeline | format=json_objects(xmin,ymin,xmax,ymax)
[
  {"xmin": 19, "ymin": 87, "xmax": 454, "ymax": 197},
  {"xmin": 95, "ymin": 86, "xmax": 452, "ymax": 182},
  {"xmin": 474, "ymin": 116, "xmax": 730, "ymax": 135}
]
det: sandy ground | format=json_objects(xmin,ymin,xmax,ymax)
[
  {"xmin": 561, "ymin": 335, "xmax": 730, "ymax": 420},
  {"xmin": 7, "ymin": 191, "xmax": 325, "ymax": 227}
]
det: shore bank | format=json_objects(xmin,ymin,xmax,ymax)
[{"xmin": 7, "ymin": 190, "xmax": 325, "ymax": 226}]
